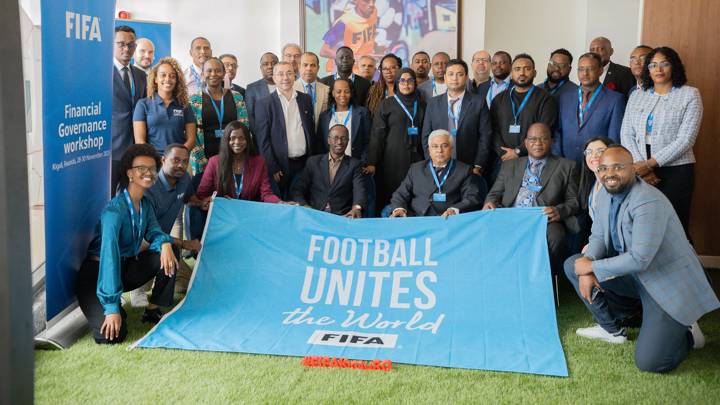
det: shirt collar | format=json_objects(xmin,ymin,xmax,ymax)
[
  {"xmin": 114, "ymin": 58, "xmax": 130, "ymax": 71},
  {"xmin": 153, "ymin": 95, "xmax": 179, "ymax": 107},
  {"xmin": 300, "ymin": 79, "xmax": 316, "ymax": 88},
  {"xmin": 491, "ymin": 76, "xmax": 510, "ymax": 86},
  {"xmin": 335, "ymin": 72, "xmax": 355, "ymax": 82},
  {"xmin": 528, "ymin": 155, "xmax": 548, "ymax": 165},
  {"xmin": 448, "ymin": 90, "xmax": 466, "ymax": 102},
  {"xmin": 328, "ymin": 153, "xmax": 345, "ymax": 163},
  {"xmin": 158, "ymin": 170, "xmax": 174, "ymax": 191},
  {"xmin": 276, "ymin": 89, "xmax": 297, "ymax": 101}
]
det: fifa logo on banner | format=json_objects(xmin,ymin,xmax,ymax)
[
  {"xmin": 308, "ymin": 330, "xmax": 398, "ymax": 348},
  {"xmin": 65, "ymin": 11, "xmax": 101, "ymax": 41}
]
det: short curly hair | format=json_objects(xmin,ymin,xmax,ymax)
[
  {"xmin": 641, "ymin": 47, "xmax": 687, "ymax": 90},
  {"xmin": 146, "ymin": 57, "xmax": 189, "ymax": 106},
  {"xmin": 118, "ymin": 144, "xmax": 161, "ymax": 191}
]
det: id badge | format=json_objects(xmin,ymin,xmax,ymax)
[
  {"xmin": 450, "ymin": 128, "xmax": 457, "ymax": 136},
  {"xmin": 173, "ymin": 109, "xmax": 184, "ymax": 117},
  {"xmin": 215, "ymin": 129, "xmax": 224, "ymax": 138},
  {"xmin": 432, "ymin": 193, "xmax": 447, "ymax": 202},
  {"xmin": 407, "ymin": 127, "xmax": 419, "ymax": 136},
  {"xmin": 509, "ymin": 124, "xmax": 521, "ymax": 134}
]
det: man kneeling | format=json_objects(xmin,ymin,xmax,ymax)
[
  {"xmin": 389, "ymin": 129, "xmax": 480, "ymax": 218},
  {"xmin": 566, "ymin": 145, "xmax": 719, "ymax": 373},
  {"xmin": 290, "ymin": 124, "xmax": 366, "ymax": 218}
]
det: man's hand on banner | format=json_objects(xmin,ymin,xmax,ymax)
[
  {"xmin": 482, "ymin": 201, "xmax": 497, "ymax": 210},
  {"xmin": 543, "ymin": 206, "xmax": 561, "ymax": 222},
  {"xmin": 345, "ymin": 206, "xmax": 362, "ymax": 219},
  {"xmin": 441, "ymin": 208, "xmax": 459, "ymax": 219}
]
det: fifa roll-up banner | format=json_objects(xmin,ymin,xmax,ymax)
[
  {"xmin": 115, "ymin": 19, "xmax": 171, "ymax": 62},
  {"xmin": 41, "ymin": 0, "xmax": 116, "ymax": 319},
  {"xmin": 136, "ymin": 199, "xmax": 568, "ymax": 377}
]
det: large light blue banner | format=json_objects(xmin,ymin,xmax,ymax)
[
  {"xmin": 136, "ymin": 199, "xmax": 568, "ymax": 376},
  {"xmin": 41, "ymin": 0, "xmax": 115, "ymax": 319}
]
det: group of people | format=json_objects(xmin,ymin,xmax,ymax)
[{"xmin": 77, "ymin": 25, "xmax": 719, "ymax": 374}]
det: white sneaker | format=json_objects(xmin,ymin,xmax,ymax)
[
  {"xmin": 576, "ymin": 324, "xmax": 627, "ymax": 344},
  {"xmin": 690, "ymin": 322, "xmax": 705, "ymax": 349},
  {"xmin": 129, "ymin": 288, "xmax": 149, "ymax": 308}
]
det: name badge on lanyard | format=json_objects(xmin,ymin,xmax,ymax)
[
  {"xmin": 509, "ymin": 86, "xmax": 535, "ymax": 134},
  {"xmin": 123, "ymin": 189, "xmax": 143, "ymax": 255},
  {"xmin": 430, "ymin": 159, "xmax": 453, "ymax": 203},
  {"xmin": 393, "ymin": 95, "xmax": 418, "ymax": 136},
  {"xmin": 234, "ymin": 173, "xmax": 244, "ymax": 198},
  {"xmin": 207, "ymin": 87, "xmax": 225, "ymax": 138}
]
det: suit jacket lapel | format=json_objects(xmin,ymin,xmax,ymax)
[
  {"xmin": 272, "ymin": 92, "xmax": 286, "ymax": 135},
  {"xmin": 113, "ymin": 68, "xmax": 131, "ymax": 102},
  {"xmin": 538, "ymin": 156, "xmax": 558, "ymax": 195},
  {"xmin": 508, "ymin": 158, "xmax": 527, "ymax": 202},
  {"xmin": 320, "ymin": 155, "xmax": 332, "ymax": 189},
  {"xmin": 457, "ymin": 94, "xmax": 472, "ymax": 128},
  {"xmin": 579, "ymin": 87, "xmax": 605, "ymax": 129},
  {"xmin": 350, "ymin": 108, "xmax": 361, "ymax": 152},
  {"xmin": 329, "ymin": 157, "xmax": 350, "ymax": 192}
]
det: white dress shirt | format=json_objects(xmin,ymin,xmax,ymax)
[{"xmin": 277, "ymin": 90, "xmax": 307, "ymax": 158}]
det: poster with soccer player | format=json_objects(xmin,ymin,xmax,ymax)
[{"xmin": 303, "ymin": 0, "xmax": 459, "ymax": 77}]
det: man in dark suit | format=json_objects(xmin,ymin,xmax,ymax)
[
  {"xmin": 554, "ymin": 52, "xmax": 625, "ymax": 163},
  {"xmin": 245, "ymin": 52, "xmax": 279, "ymax": 133},
  {"xmin": 290, "ymin": 125, "xmax": 366, "ymax": 217},
  {"xmin": 112, "ymin": 25, "xmax": 147, "ymax": 195},
  {"xmin": 390, "ymin": 130, "xmax": 481, "ymax": 218},
  {"xmin": 589, "ymin": 37, "xmax": 635, "ymax": 98},
  {"xmin": 483, "ymin": 123, "xmax": 579, "ymax": 272},
  {"xmin": 422, "ymin": 59, "xmax": 493, "ymax": 177},
  {"xmin": 319, "ymin": 46, "xmax": 371, "ymax": 107},
  {"xmin": 255, "ymin": 62, "xmax": 317, "ymax": 199}
]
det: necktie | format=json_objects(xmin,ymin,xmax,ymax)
[
  {"xmin": 448, "ymin": 98, "xmax": 459, "ymax": 132},
  {"xmin": 530, "ymin": 160, "xmax": 541, "ymax": 176},
  {"xmin": 581, "ymin": 90, "xmax": 590, "ymax": 111},
  {"xmin": 305, "ymin": 84, "xmax": 314, "ymax": 106},
  {"xmin": 122, "ymin": 66, "xmax": 131, "ymax": 94}
]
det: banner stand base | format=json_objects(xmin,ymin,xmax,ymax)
[{"xmin": 34, "ymin": 305, "xmax": 87, "ymax": 350}]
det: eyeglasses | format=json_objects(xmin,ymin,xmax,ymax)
[
  {"xmin": 398, "ymin": 78, "xmax": 416, "ymax": 84},
  {"xmin": 132, "ymin": 165, "xmax": 158, "ymax": 175},
  {"xmin": 596, "ymin": 164, "xmax": 627, "ymax": 173},
  {"xmin": 382, "ymin": 66, "xmax": 399, "ymax": 72},
  {"xmin": 577, "ymin": 66, "xmax": 598, "ymax": 73},
  {"xmin": 629, "ymin": 55, "xmax": 647, "ymax": 64},
  {"xmin": 115, "ymin": 41, "xmax": 137, "ymax": 50},
  {"xmin": 547, "ymin": 61, "xmax": 570, "ymax": 69},
  {"xmin": 527, "ymin": 137, "xmax": 550, "ymax": 144},
  {"xmin": 473, "ymin": 58, "xmax": 491, "ymax": 63},
  {"xmin": 583, "ymin": 148, "xmax": 607, "ymax": 157},
  {"xmin": 648, "ymin": 61, "xmax": 672, "ymax": 70},
  {"xmin": 168, "ymin": 158, "xmax": 188, "ymax": 166}
]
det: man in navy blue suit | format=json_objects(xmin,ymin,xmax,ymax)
[
  {"xmin": 255, "ymin": 62, "xmax": 317, "ymax": 199},
  {"xmin": 554, "ymin": 52, "xmax": 625, "ymax": 163},
  {"xmin": 111, "ymin": 25, "xmax": 147, "ymax": 195},
  {"xmin": 245, "ymin": 52, "xmax": 279, "ymax": 133}
]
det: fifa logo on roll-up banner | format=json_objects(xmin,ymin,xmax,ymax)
[
  {"xmin": 65, "ymin": 11, "xmax": 101, "ymax": 41},
  {"xmin": 308, "ymin": 330, "xmax": 398, "ymax": 348}
]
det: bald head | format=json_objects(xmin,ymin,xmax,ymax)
[
  {"xmin": 471, "ymin": 50, "xmax": 491, "ymax": 81},
  {"xmin": 598, "ymin": 146, "xmax": 635, "ymax": 194},
  {"xmin": 589, "ymin": 37, "xmax": 613, "ymax": 66},
  {"xmin": 134, "ymin": 38, "xmax": 155, "ymax": 69}
]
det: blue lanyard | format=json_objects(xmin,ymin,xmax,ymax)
[
  {"xmin": 123, "ymin": 189, "xmax": 143, "ymax": 254},
  {"xmin": 510, "ymin": 86, "xmax": 535, "ymax": 124},
  {"xmin": 234, "ymin": 173, "xmax": 244, "ymax": 197},
  {"xmin": 447, "ymin": 96, "xmax": 461, "ymax": 129},
  {"xmin": 545, "ymin": 79, "xmax": 566, "ymax": 95},
  {"xmin": 577, "ymin": 84, "xmax": 603, "ymax": 124},
  {"xmin": 206, "ymin": 87, "xmax": 225, "ymax": 127},
  {"xmin": 393, "ymin": 95, "xmax": 417, "ymax": 127},
  {"xmin": 191, "ymin": 66, "xmax": 202, "ymax": 86},
  {"xmin": 332, "ymin": 105, "xmax": 352, "ymax": 127},
  {"xmin": 646, "ymin": 87, "xmax": 675, "ymax": 134},
  {"xmin": 429, "ymin": 159, "xmax": 454, "ymax": 193}
]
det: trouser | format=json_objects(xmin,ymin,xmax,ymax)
[
  {"xmin": 278, "ymin": 155, "xmax": 307, "ymax": 200},
  {"xmin": 75, "ymin": 251, "xmax": 175, "ymax": 344},
  {"xmin": 188, "ymin": 172, "xmax": 208, "ymax": 241},
  {"xmin": 564, "ymin": 254, "xmax": 692, "ymax": 373},
  {"xmin": 547, "ymin": 222, "xmax": 567, "ymax": 275},
  {"xmin": 654, "ymin": 163, "xmax": 694, "ymax": 239},
  {"xmin": 111, "ymin": 160, "xmax": 122, "ymax": 197}
]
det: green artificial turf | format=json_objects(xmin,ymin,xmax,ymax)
[{"xmin": 35, "ymin": 278, "xmax": 720, "ymax": 404}]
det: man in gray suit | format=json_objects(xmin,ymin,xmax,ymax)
[
  {"xmin": 483, "ymin": 123, "xmax": 579, "ymax": 272},
  {"xmin": 565, "ymin": 145, "xmax": 719, "ymax": 373}
]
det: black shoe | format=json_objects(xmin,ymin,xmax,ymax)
[
  {"xmin": 142, "ymin": 307, "xmax": 164, "ymax": 324},
  {"xmin": 619, "ymin": 314, "xmax": 643, "ymax": 328}
]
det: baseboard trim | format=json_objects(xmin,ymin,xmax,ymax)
[{"xmin": 699, "ymin": 256, "xmax": 720, "ymax": 269}]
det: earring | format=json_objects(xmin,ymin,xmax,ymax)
[{"xmin": 129, "ymin": 177, "xmax": 134, "ymax": 181}]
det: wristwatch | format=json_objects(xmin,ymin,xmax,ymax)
[{"xmin": 514, "ymin": 147, "xmax": 521, "ymax": 155}]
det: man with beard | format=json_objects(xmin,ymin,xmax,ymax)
[
  {"xmin": 245, "ymin": 52, "xmax": 279, "ymax": 132},
  {"xmin": 484, "ymin": 51, "xmax": 512, "ymax": 108},
  {"xmin": 554, "ymin": 52, "xmax": 625, "ymax": 163},
  {"xmin": 538, "ymin": 48, "xmax": 577, "ymax": 100},
  {"xmin": 484, "ymin": 123, "xmax": 579, "ymax": 274},
  {"xmin": 589, "ymin": 36, "xmax": 635, "ymax": 98},
  {"xmin": 133, "ymin": 38, "xmax": 155, "ymax": 75},
  {"xmin": 184, "ymin": 37, "xmax": 212, "ymax": 95},
  {"xmin": 467, "ymin": 50, "xmax": 492, "ymax": 98},
  {"xmin": 417, "ymin": 52, "xmax": 450, "ymax": 100},
  {"xmin": 490, "ymin": 54, "xmax": 557, "ymax": 165},
  {"xmin": 565, "ymin": 145, "xmax": 718, "ymax": 373},
  {"xmin": 320, "ymin": 46, "xmax": 371, "ymax": 107},
  {"xmin": 410, "ymin": 51, "xmax": 430, "ymax": 85},
  {"xmin": 628, "ymin": 45, "xmax": 652, "ymax": 94}
]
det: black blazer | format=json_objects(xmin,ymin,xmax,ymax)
[
  {"xmin": 485, "ymin": 155, "xmax": 580, "ymax": 220},
  {"xmin": 317, "ymin": 106, "xmax": 371, "ymax": 163},
  {"xmin": 390, "ymin": 159, "xmax": 482, "ymax": 216},
  {"xmin": 255, "ymin": 91, "xmax": 317, "ymax": 176},
  {"xmin": 466, "ymin": 79, "xmax": 491, "ymax": 102},
  {"xmin": 245, "ymin": 78, "xmax": 272, "ymax": 133},
  {"xmin": 320, "ymin": 74, "xmax": 372, "ymax": 107},
  {"xmin": 421, "ymin": 92, "xmax": 493, "ymax": 168},
  {"xmin": 112, "ymin": 65, "xmax": 146, "ymax": 159},
  {"xmin": 604, "ymin": 61, "xmax": 636, "ymax": 99},
  {"xmin": 231, "ymin": 83, "xmax": 246, "ymax": 97},
  {"xmin": 290, "ymin": 154, "xmax": 367, "ymax": 215}
]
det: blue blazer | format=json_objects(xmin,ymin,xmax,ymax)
[
  {"xmin": 587, "ymin": 179, "xmax": 719, "ymax": 326},
  {"xmin": 255, "ymin": 91, "xmax": 317, "ymax": 176},
  {"xmin": 553, "ymin": 86, "xmax": 625, "ymax": 163},
  {"xmin": 421, "ymin": 92, "xmax": 493, "ymax": 168},
  {"xmin": 112, "ymin": 65, "xmax": 146, "ymax": 160},
  {"xmin": 316, "ymin": 106, "xmax": 371, "ymax": 163},
  {"xmin": 245, "ymin": 78, "xmax": 272, "ymax": 133}
]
